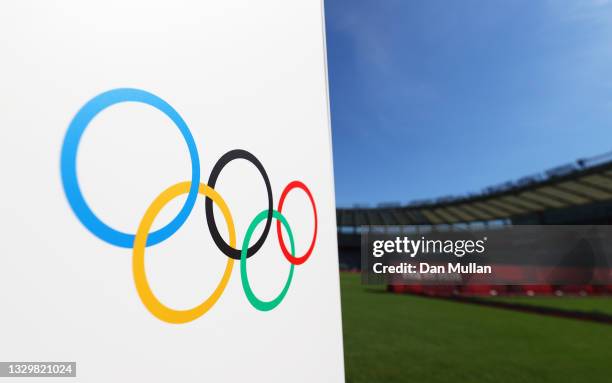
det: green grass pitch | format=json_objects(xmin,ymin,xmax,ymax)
[
  {"xmin": 340, "ymin": 273, "xmax": 612, "ymax": 383},
  {"xmin": 485, "ymin": 295, "xmax": 612, "ymax": 316}
]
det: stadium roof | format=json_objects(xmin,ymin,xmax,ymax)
[{"xmin": 336, "ymin": 151, "xmax": 612, "ymax": 228}]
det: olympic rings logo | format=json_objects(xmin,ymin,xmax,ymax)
[{"xmin": 60, "ymin": 88, "xmax": 318, "ymax": 324}]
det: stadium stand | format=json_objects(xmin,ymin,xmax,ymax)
[{"xmin": 337, "ymin": 151, "xmax": 612, "ymax": 295}]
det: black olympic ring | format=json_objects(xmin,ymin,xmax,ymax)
[{"xmin": 205, "ymin": 149, "xmax": 273, "ymax": 260}]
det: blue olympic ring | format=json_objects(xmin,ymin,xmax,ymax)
[{"xmin": 60, "ymin": 88, "xmax": 201, "ymax": 248}]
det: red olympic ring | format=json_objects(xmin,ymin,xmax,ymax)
[{"xmin": 276, "ymin": 181, "xmax": 318, "ymax": 265}]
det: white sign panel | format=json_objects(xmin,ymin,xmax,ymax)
[{"xmin": 0, "ymin": 1, "xmax": 344, "ymax": 381}]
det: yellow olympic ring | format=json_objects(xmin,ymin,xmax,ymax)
[{"xmin": 132, "ymin": 181, "xmax": 235, "ymax": 324}]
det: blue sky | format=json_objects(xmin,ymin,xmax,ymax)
[{"xmin": 325, "ymin": 0, "xmax": 612, "ymax": 207}]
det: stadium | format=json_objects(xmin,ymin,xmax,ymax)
[
  {"xmin": 323, "ymin": 1, "xmax": 612, "ymax": 382},
  {"xmin": 337, "ymin": 151, "xmax": 612, "ymax": 383}
]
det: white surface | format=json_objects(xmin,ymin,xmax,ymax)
[{"xmin": 0, "ymin": 1, "xmax": 344, "ymax": 381}]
